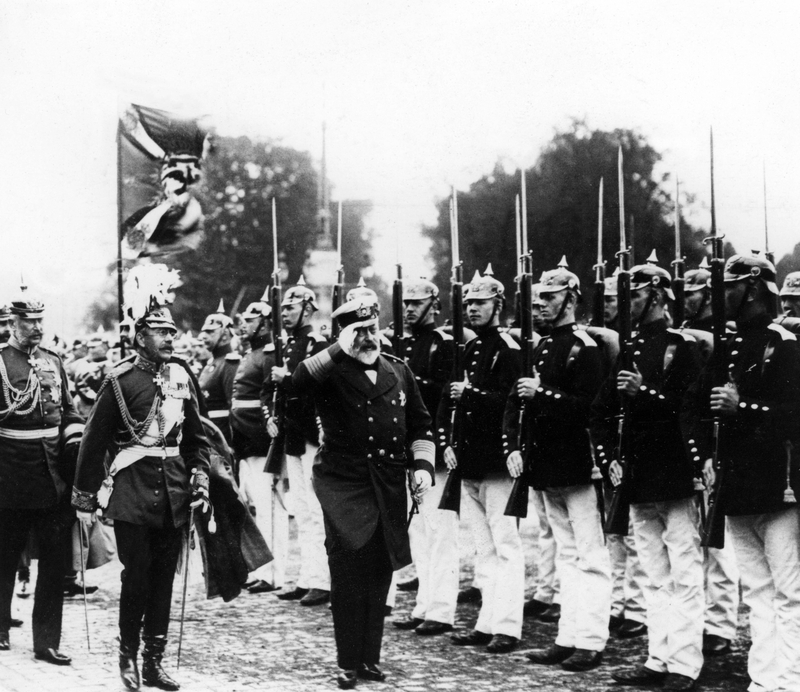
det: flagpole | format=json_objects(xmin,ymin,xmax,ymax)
[{"xmin": 116, "ymin": 123, "xmax": 126, "ymax": 359}]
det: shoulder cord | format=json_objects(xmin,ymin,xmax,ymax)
[
  {"xmin": 0, "ymin": 356, "xmax": 41, "ymax": 420},
  {"xmin": 108, "ymin": 374, "xmax": 166, "ymax": 447}
]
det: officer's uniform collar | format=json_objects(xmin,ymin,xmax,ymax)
[
  {"xmin": 549, "ymin": 322, "xmax": 577, "ymax": 336},
  {"xmin": 249, "ymin": 333, "xmax": 270, "ymax": 350},
  {"xmin": 211, "ymin": 342, "xmax": 233, "ymax": 359},
  {"xmin": 411, "ymin": 322, "xmax": 436, "ymax": 336},
  {"xmin": 736, "ymin": 312, "xmax": 773, "ymax": 334},
  {"xmin": 637, "ymin": 318, "xmax": 667, "ymax": 336},
  {"xmin": 292, "ymin": 324, "xmax": 313, "ymax": 339},
  {"xmin": 8, "ymin": 335, "xmax": 38, "ymax": 355}
]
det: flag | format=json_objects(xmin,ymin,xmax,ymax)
[{"xmin": 118, "ymin": 104, "xmax": 211, "ymax": 259}]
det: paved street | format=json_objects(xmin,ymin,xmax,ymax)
[{"xmin": 0, "ymin": 513, "xmax": 751, "ymax": 692}]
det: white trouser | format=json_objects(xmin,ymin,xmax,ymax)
[
  {"xmin": 531, "ymin": 489, "xmax": 559, "ymax": 604},
  {"xmin": 728, "ymin": 507, "xmax": 800, "ymax": 692},
  {"xmin": 238, "ymin": 456, "xmax": 289, "ymax": 587},
  {"xmin": 704, "ymin": 525, "xmax": 740, "ymax": 641},
  {"xmin": 607, "ymin": 520, "xmax": 648, "ymax": 623},
  {"xmin": 407, "ymin": 469, "xmax": 459, "ymax": 624},
  {"xmin": 462, "ymin": 474, "xmax": 525, "ymax": 639},
  {"xmin": 386, "ymin": 573, "xmax": 398, "ymax": 608},
  {"xmin": 544, "ymin": 484, "xmax": 612, "ymax": 651},
  {"xmin": 632, "ymin": 497, "xmax": 704, "ymax": 680},
  {"xmin": 286, "ymin": 443, "xmax": 330, "ymax": 591}
]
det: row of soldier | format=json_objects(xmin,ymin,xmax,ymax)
[{"xmin": 3, "ymin": 254, "xmax": 800, "ymax": 692}]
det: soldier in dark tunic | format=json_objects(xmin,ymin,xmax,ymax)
[
  {"xmin": 198, "ymin": 300, "xmax": 239, "ymax": 443},
  {"xmin": 230, "ymin": 297, "xmax": 288, "ymax": 594},
  {"xmin": 73, "ymin": 279, "xmax": 211, "ymax": 691},
  {"xmin": 0, "ymin": 286, "xmax": 84, "ymax": 663},
  {"xmin": 592, "ymin": 259, "xmax": 704, "ymax": 691},
  {"xmin": 506, "ymin": 262, "xmax": 611, "ymax": 672},
  {"xmin": 684, "ymin": 254, "xmax": 800, "ymax": 692},
  {"xmin": 293, "ymin": 298, "xmax": 434, "ymax": 689}
]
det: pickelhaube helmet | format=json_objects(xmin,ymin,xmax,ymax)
[
  {"xmin": 10, "ymin": 279, "xmax": 45, "ymax": 318},
  {"xmin": 0, "ymin": 305, "xmax": 11, "ymax": 321},
  {"xmin": 466, "ymin": 264, "xmax": 505, "ymax": 301},
  {"xmin": 332, "ymin": 298, "xmax": 379, "ymax": 330},
  {"xmin": 780, "ymin": 271, "xmax": 800, "ymax": 297},
  {"xmin": 282, "ymin": 275, "xmax": 319, "ymax": 311},
  {"xmin": 531, "ymin": 283, "xmax": 546, "ymax": 308},
  {"xmin": 684, "ymin": 257, "xmax": 711, "ymax": 292},
  {"xmin": 403, "ymin": 277, "xmax": 439, "ymax": 302},
  {"xmin": 346, "ymin": 278, "xmax": 380, "ymax": 309},
  {"xmin": 723, "ymin": 252, "xmax": 779, "ymax": 295},
  {"xmin": 201, "ymin": 299, "xmax": 233, "ymax": 332},
  {"xmin": 538, "ymin": 256, "xmax": 581, "ymax": 297},
  {"xmin": 241, "ymin": 287, "xmax": 272, "ymax": 320},
  {"xmin": 630, "ymin": 251, "xmax": 675, "ymax": 300}
]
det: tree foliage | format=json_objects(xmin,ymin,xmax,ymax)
[{"xmin": 423, "ymin": 120, "xmax": 719, "ymax": 322}]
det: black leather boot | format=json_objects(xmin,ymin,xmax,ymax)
[
  {"xmin": 141, "ymin": 635, "xmax": 180, "ymax": 690},
  {"xmin": 119, "ymin": 640, "xmax": 140, "ymax": 690}
]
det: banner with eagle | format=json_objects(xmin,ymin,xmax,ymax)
[{"xmin": 118, "ymin": 104, "xmax": 211, "ymax": 259}]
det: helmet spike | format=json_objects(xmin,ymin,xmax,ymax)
[
  {"xmin": 558, "ymin": 255, "xmax": 569, "ymax": 269},
  {"xmin": 646, "ymin": 249, "xmax": 659, "ymax": 265},
  {"xmin": 217, "ymin": 298, "xmax": 225, "ymax": 314},
  {"xmin": 471, "ymin": 270, "xmax": 482, "ymax": 283},
  {"xmin": 297, "ymin": 275, "xmax": 307, "ymax": 286},
  {"xmin": 357, "ymin": 277, "xmax": 366, "ymax": 288},
  {"xmin": 484, "ymin": 263, "xmax": 494, "ymax": 276},
  {"xmin": 699, "ymin": 256, "xmax": 710, "ymax": 269}
]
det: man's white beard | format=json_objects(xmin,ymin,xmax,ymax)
[{"xmin": 351, "ymin": 341, "xmax": 381, "ymax": 365}]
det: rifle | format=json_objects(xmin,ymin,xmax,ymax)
[
  {"xmin": 701, "ymin": 129, "xmax": 729, "ymax": 549},
  {"xmin": 672, "ymin": 178, "xmax": 686, "ymax": 327},
  {"xmin": 763, "ymin": 164, "xmax": 779, "ymax": 319},
  {"xmin": 439, "ymin": 190, "xmax": 464, "ymax": 513},
  {"xmin": 592, "ymin": 178, "xmax": 606, "ymax": 327},
  {"xmin": 505, "ymin": 184, "xmax": 534, "ymax": 518},
  {"xmin": 265, "ymin": 199, "xmax": 285, "ymax": 475},
  {"xmin": 393, "ymin": 262, "xmax": 404, "ymax": 355},
  {"xmin": 604, "ymin": 148, "xmax": 634, "ymax": 536},
  {"xmin": 331, "ymin": 200, "xmax": 344, "ymax": 340}
]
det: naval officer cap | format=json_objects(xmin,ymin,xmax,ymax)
[{"xmin": 332, "ymin": 299, "xmax": 380, "ymax": 330}]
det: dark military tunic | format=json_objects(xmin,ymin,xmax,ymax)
[
  {"xmin": 72, "ymin": 357, "xmax": 210, "ymax": 528},
  {"xmin": 683, "ymin": 314, "xmax": 800, "ymax": 516},
  {"xmin": 0, "ymin": 341, "xmax": 84, "ymax": 508},
  {"xmin": 293, "ymin": 344, "xmax": 434, "ymax": 569},
  {"xmin": 230, "ymin": 335, "xmax": 274, "ymax": 459},
  {"xmin": 401, "ymin": 323, "xmax": 453, "ymax": 469},
  {"xmin": 272, "ymin": 324, "xmax": 327, "ymax": 456},
  {"xmin": 504, "ymin": 323, "xmax": 603, "ymax": 489},
  {"xmin": 198, "ymin": 343, "xmax": 238, "ymax": 440},
  {"xmin": 437, "ymin": 326, "xmax": 521, "ymax": 480},
  {"xmin": 592, "ymin": 318, "xmax": 701, "ymax": 504}
]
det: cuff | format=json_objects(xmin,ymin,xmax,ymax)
[
  {"xmin": 411, "ymin": 438, "xmax": 435, "ymax": 466},
  {"xmin": 193, "ymin": 470, "xmax": 210, "ymax": 491},
  {"xmin": 63, "ymin": 423, "xmax": 85, "ymax": 444},
  {"xmin": 72, "ymin": 487, "xmax": 97, "ymax": 512}
]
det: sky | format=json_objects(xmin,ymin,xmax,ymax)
[{"xmin": 1, "ymin": 0, "xmax": 799, "ymax": 334}]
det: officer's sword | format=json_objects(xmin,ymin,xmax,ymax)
[
  {"xmin": 406, "ymin": 469, "xmax": 420, "ymax": 529},
  {"xmin": 78, "ymin": 523, "xmax": 91, "ymax": 651},
  {"xmin": 176, "ymin": 504, "xmax": 195, "ymax": 669}
]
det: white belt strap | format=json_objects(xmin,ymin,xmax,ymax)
[
  {"xmin": 0, "ymin": 426, "xmax": 59, "ymax": 440},
  {"xmin": 231, "ymin": 399, "xmax": 261, "ymax": 410},
  {"xmin": 208, "ymin": 409, "xmax": 230, "ymax": 418}
]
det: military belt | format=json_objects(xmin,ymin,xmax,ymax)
[
  {"xmin": 231, "ymin": 399, "xmax": 261, "ymax": 410},
  {"xmin": 0, "ymin": 426, "xmax": 59, "ymax": 440},
  {"xmin": 126, "ymin": 444, "xmax": 180, "ymax": 457},
  {"xmin": 208, "ymin": 409, "xmax": 230, "ymax": 419}
]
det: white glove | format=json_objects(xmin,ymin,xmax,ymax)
[
  {"xmin": 413, "ymin": 469, "xmax": 433, "ymax": 495},
  {"xmin": 337, "ymin": 323, "xmax": 358, "ymax": 354},
  {"xmin": 506, "ymin": 450, "xmax": 524, "ymax": 478}
]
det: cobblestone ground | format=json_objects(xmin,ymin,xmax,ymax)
[{"xmin": 1, "ymin": 510, "xmax": 751, "ymax": 692}]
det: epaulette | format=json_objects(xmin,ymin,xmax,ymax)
[
  {"xmin": 573, "ymin": 329, "xmax": 597, "ymax": 348},
  {"xmin": 309, "ymin": 332, "xmax": 328, "ymax": 343},
  {"xmin": 768, "ymin": 323, "xmax": 797, "ymax": 341},
  {"xmin": 435, "ymin": 327, "xmax": 454, "ymax": 341},
  {"xmin": 667, "ymin": 328, "xmax": 696, "ymax": 342},
  {"xmin": 0, "ymin": 343, "xmax": 8, "ymax": 350},
  {"xmin": 109, "ymin": 360, "xmax": 136, "ymax": 377},
  {"xmin": 499, "ymin": 332, "xmax": 521, "ymax": 350},
  {"xmin": 38, "ymin": 345, "xmax": 60, "ymax": 358},
  {"xmin": 225, "ymin": 352, "xmax": 242, "ymax": 361},
  {"xmin": 265, "ymin": 343, "xmax": 275, "ymax": 352}
]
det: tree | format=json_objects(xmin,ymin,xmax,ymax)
[{"xmin": 423, "ymin": 120, "xmax": 719, "ymax": 322}]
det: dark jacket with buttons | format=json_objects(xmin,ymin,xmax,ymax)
[
  {"xmin": 592, "ymin": 318, "xmax": 701, "ymax": 504},
  {"xmin": 199, "ymin": 342, "xmax": 239, "ymax": 441},
  {"xmin": 504, "ymin": 323, "xmax": 603, "ymax": 490},
  {"xmin": 72, "ymin": 357, "xmax": 211, "ymax": 528},
  {"xmin": 683, "ymin": 314, "xmax": 800, "ymax": 516},
  {"xmin": 230, "ymin": 335, "xmax": 275, "ymax": 459},
  {"xmin": 293, "ymin": 344, "xmax": 434, "ymax": 569},
  {"xmin": 0, "ymin": 341, "xmax": 85, "ymax": 509},
  {"xmin": 401, "ymin": 323, "xmax": 454, "ymax": 471},
  {"xmin": 269, "ymin": 325, "xmax": 328, "ymax": 456},
  {"xmin": 437, "ymin": 326, "xmax": 522, "ymax": 481}
]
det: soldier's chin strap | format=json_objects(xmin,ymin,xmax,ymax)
[
  {"xmin": 552, "ymin": 290, "xmax": 572, "ymax": 326},
  {"xmin": 410, "ymin": 298, "xmax": 435, "ymax": 331},
  {"xmin": 634, "ymin": 287, "xmax": 658, "ymax": 332},
  {"xmin": 735, "ymin": 280, "xmax": 755, "ymax": 322}
]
